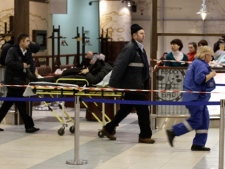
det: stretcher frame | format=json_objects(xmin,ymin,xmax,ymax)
[
  {"xmin": 28, "ymin": 78, "xmax": 120, "ymax": 136},
  {"xmin": 24, "ymin": 79, "xmax": 122, "ymax": 165}
]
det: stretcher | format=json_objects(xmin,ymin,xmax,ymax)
[{"xmin": 23, "ymin": 78, "xmax": 122, "ymax": 136}]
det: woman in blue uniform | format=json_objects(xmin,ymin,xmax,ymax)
[{"xmin": 166, "ymin": 46, "xmax": 216, "ymax": 151}]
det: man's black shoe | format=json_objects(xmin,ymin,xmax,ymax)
[
  {"xmin": 26, "ymin": 127, "xmax": 40, "ymax": 133},
  {"xmin": 191, "ymin": 145, "xmax": 211, "ymax": 151},
  {"xmin": 139, "ymin": 137, "xmax": 155, "ymax": 144},
  {"xmin": 0, "ymin": 128, "xmax": 4, "ymax": 131},
  {"xmin": 101, "ymin": 127, "xmax": 116, "ymax": 140},
  {"xmin": 166, "ymin": 129, "xmax": 175, "ymax": 147}
]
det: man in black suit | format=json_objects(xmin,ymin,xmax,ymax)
[{"xmin": 0, "ymin": 34, "xmax": 39, "ymax": 133}]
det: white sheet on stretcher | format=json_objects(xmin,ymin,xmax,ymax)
[
  {"xmin": 94, "ymin": 70, "xmax": 112, "ymax": 88},
  {"xmin": 23, "ymin": 82, "xmax": 78, "ymax": 97}
]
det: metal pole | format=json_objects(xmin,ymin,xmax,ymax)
[
  {"xmin": 219, "ymin": 99, "xmax": 225, "ymax": 168},
  {"xmin": 102, "ymin": 102, "xmax": 105, "ymax": 125},
  {"xmin": 66, "ymin": 96, "xmax": 87, "ymax": 165}
]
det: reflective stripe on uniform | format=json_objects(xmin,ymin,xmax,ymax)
[
  {"xmin": 196, "ymin": 129, "xmax": 208, "ymax": 134},
  {"xmin": 128, "ymin": 63, "xmax": 144, "ymax": 67},
  {"xmin": 183, "ymin": 121, "xmax": 193, "ymax": 131}
]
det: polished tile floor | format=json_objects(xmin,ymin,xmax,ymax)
[{"xmin": 0, "ymin": 107, "xmax": 223, "ymax": 169}]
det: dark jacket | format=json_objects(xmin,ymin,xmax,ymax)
[
  {"xmin": 0, "ymin": 40, "xmax": 14, "ymax": 65},
  {"xmin": 109, "ymin": 39, "xmax": 149, "ymax": 90},
  {"xmin": 85, "ymin": 60, "xmax": 112, "ymax": 84},
  {"xmin": 165, "ymin": 52, "xmax": 188, "ymax": 67},
  {"xmin": 4, "ymin": 44, "xmax": 35, "ymax": 85}
]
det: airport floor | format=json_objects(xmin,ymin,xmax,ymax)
[{"xmin": 0, "ymin": 107, "xmax": 223, "ymax": 169}]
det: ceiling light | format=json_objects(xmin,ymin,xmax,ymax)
[
  {"xmin": 197, "ymin": 0, "xmax": 209, "ymax": 20},
  {"xmin": 127, "ymin": 1, "xmax": 131, "ymax": 7},
  {"xmin": 121, "ymin": 0, "xmax": 132, "ymax": 7}
]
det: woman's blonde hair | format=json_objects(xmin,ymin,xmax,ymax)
[{"xmin": 194, "ymin": 46, "xmax": 214, "ymax": 60}]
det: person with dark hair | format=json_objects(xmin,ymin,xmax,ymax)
[
  {"xmin": 166, "ymin": 46, "xmax": 216, "ymax": 151},
  {"xmin": 164, "ymin": 39, "xmax": 188, "ymax": 67},
  {"xmin": 0, "ymin": 36, "xmax": 40, "ymax": 66},
  {"xmin": 213, "ymin": 37, "xmax": 225, "ymax": 53},
  {"xmin": 213, "ymin": 38, "xmax": 225, "ymax": 60},
  {"xmin": 29, "ymin": 41, "xmax": 40, "ymax": 53},
  {"xmin": 0, "ymin": 36, "xmax": 14, "ymax": 65},
  {"xmin": 198, "ymin": 39, "xmax": 208, "ymax": 47},
  {"xmin": 100, "ymin": 24, "xmax": 155, "ymax": 144},
  {"xmin": 187, "ymin": 42, "xmax": 197, "ymax": 62},
  {"xmin": 0, "ymin": 33, "xmax": 39, "ymax": 133}
]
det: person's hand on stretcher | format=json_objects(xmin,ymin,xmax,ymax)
[
  {"xmin": 79, "ymin": 68, "xmax": 89, "ymax": 75},
  {"xmin": 35, "ymin": 68, "xmax": 44, "ymax": 78}
]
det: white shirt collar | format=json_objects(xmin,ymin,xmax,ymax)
[
  {"xmin": 20, "ymin": 48, "xmax": 27, "ymax": 55},
  {"xmin": 135, "ymin": 40, "xmax": 144, "ymax": 52}
]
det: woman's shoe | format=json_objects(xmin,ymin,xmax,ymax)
[
  {"xmin": 166, "ymin": 129, "xmax": 175, "ymax": 147},
  {"xmin": 191, "ymin": 145, "xmax": 211, "ymax": 151}
]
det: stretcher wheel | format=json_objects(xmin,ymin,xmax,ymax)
[
  {"xmin": 58, "ymin": 128, "xmax": 65, "ymax": 136},
  {"xmin": 69, "ymin": 126, "xmax": 75, "ymax": 133},
  {"xmin": 98, "ymin": 131, "xmax": 105, "ymax": 138}
]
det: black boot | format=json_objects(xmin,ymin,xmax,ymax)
[
  {"xmin": 191, "ymin": 145, "xmax": 211, "ymax": 151},
  {"xmin": 166, "ymin": 129, "xmax": 176, "ymax": 147},
  {"xmin": 0, "ymin": 128, "xmax": 4, "ymax": 131}
]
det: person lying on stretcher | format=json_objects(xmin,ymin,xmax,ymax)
[{"xmin": 33, "ymin": 55, "xmax": 112, "ymax": 86}]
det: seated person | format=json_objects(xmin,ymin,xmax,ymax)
[
  {"xmin": 187, "ymin": 42, "xmax": 197, "ymax": 62},
  {"xmin": 213, "ymin": 37, "xmax": 225, "ymax": 52},
  {"xmin": 165, "ymin": 39, "xmax": 188, "ymax": 67},
  {"xmin": 198, "ymin": 39, "xmax": 208, "ymax": 47},
  {"xmin": 214, "ymin": 41, "xmax": 225, "ymax": 60}
]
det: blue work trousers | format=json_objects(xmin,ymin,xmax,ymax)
[{"xmin": 173, "ymin": 104, "xmax": 210, "ymax": 146}]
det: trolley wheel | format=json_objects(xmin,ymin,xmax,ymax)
[
  {"xmin": 69, "ymin": 126, "xmax": 75, "ymax": 133},
  {"xmin": 58, "ymin": 128, "xmax": 65, "ymax": 136},
  {"xmin": 98, "ymin": 130, "xmax": 105, "ymax": 138}
]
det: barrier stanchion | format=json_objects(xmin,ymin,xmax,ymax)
[
  {"xmin": 66, "ymin": 96, "xmax": 87, "ymax": 165},
  {"xmin": 218, "ymin": 99, "xmax": 225, "ymax": 169}
]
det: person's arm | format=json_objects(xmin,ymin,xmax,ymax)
[
  {"xmin": 194, "ymin": 62, "xmax": 216, "ymax": 85},
  {"xmin": 5, "ymin": 48, "xmax": 24, "ymax": 70},
  {"xmin": 109, "ymin": 44, "xmax": 134, "ymax": 87},
  {"xmin": 164, "ymin": 53, "xmax": 171, "ymax": 66},
  {"xmin": 86, "ymin": 63, "xmax": 112, "ymax": 85},
  {"xmin": 27, "ymin": 51, "xmax": 36, "ymax": 74},
  {"xmin": 80, "ymin": 68, "xmax": 89, "ymax": 74},
  {"xmin": 205, "ymin": 70, "xmax": 216, "ymax": 82}
]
